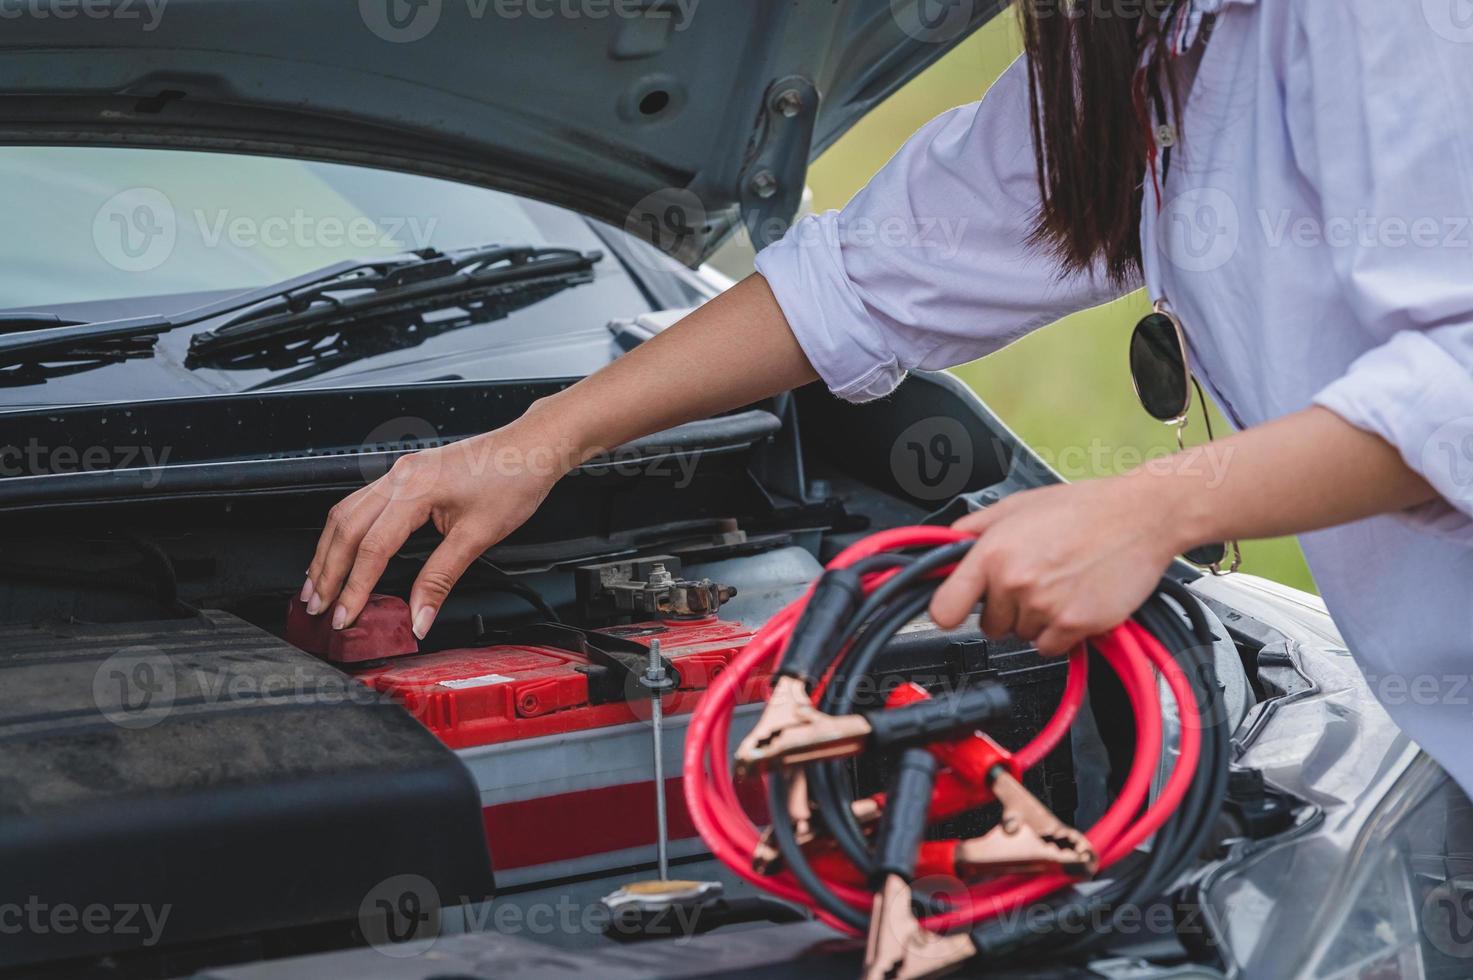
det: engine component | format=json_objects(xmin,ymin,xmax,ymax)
[
  {"xmin": 575, "ymin": 555, "xmax": 737, "ymax": 622},
  {"xmin": 0, "ymin": 610, "xmax": 492, "ymax": 973}
]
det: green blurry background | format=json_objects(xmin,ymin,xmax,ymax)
[{"xmin": 793, "ymin": 16, "xmax": 1312, "ymax": 591}]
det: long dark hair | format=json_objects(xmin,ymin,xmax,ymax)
[{"xmin": 1018, "ymin": 0, "xmax": 1179, "ymax": 287}]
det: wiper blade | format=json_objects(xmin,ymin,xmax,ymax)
[
  {"xmin": 0, "ymin": 315, "xmax": 169, "ymax": 388},
  {"xmin": 0, "ymin": 315, "xmax": 170, "ymax": 365},
  {"xmin": 187, "ymin": 244, "xmax": 602, "ymax": 359}
]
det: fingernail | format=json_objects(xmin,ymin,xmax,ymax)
[
  {"xmin": 299, "ymin": 578, "xmax": 315, "ymax": 604},
  {"xmin": 331, "ymin": 606, "xmax": 348, "ymax": 631},
  {"xmin": 306, "ymin": 594, "xmax": 324, "ymax": 616},
  {"xmin": 412, "ymin": 606, "xmax": 437, "ymax": 640}
]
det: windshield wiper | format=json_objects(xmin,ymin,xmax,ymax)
[
  {"xmin": 0, "ymin": 316, "xmax": 170, "ymax": 388},
  {"xmin": 186, "ymin": 244, "xmax": 602, "ymax": 361}
]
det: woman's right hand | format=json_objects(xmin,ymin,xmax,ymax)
[
  {"xmin": 301, "ymin": 413, "xmax": 569, "ymax": 639},
  {"xmin": 300, "ymin": 274, "xmax": 819, "ymax": 640}
]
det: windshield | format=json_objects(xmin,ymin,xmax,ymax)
[
  {"xmin": 0, "ymin": 147, "xmax": 670, "ymax": 408},
  {"xmin": 0, "ymin": 146, "xmax": 606, "ymax": 310}
]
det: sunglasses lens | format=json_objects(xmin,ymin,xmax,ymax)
[
  {"xmin": 1185, "ymin": 542, "xmax": 1228, "ymax": 568},
  {"xmin": 1131, "ymin": 312, "xmax": 1190, "ymax": 422}
]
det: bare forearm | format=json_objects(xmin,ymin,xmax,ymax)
[
  {"xmin": 518, "ymin": 273, "xmax": 817, "ymax": 464},
  {"xmin": 1148, "ymin": 406, "xmax": 1438, "ymax": 551}
]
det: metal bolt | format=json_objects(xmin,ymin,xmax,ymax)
[
  {"xmin": 773, "ymin": 89, "xmax": 804, "ymax": 118},
  {"xmin": 750, "ymin": 170, "xmax": 779, "ymax": 200},
  {"xmin": 647, "ymin": 562, "xmax": 675, "ymax": 590},
  {"xmin": 645, "ymin": 637, "xmax": 664, "ymax": 682}
]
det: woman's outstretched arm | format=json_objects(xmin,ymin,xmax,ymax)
[{"xmin": 302, "ymin": 274, "xmax": 816, "ymax": 637}]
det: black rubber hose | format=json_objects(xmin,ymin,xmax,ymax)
[
  {"xmin": 767, "ymin": 765, "xmax": 870, "ymax": 931},
  {"xmin": 970, "ymin": 583, "xmax": 1229, "ymax": 958}
]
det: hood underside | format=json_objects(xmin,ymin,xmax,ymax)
[{"xmin": 0, "ymin": 0, "xmax": 1003, "ymax": 262}]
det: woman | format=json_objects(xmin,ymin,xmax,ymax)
[{"xmin": 302, "ymin": 0, "xmax": 1473, "ymax": 789}]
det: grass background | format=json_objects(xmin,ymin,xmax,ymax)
[{"xmin": 765, "ymin": 16, "xmax": 1315, "ymax": 592}]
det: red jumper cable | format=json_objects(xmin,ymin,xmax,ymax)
[{"xmin": 682, "ymin": 526, "xmax": 1203, "ymax": 977}]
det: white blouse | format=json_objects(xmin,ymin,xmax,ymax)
[{"xmin": 756, "ymin": 0, "xmax": 1473, "ymax": 792}]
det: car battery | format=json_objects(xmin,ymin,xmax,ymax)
[
  {"xmin": 284, "ymin": 596, "xmax": 1074, "ymax": 888},
  {"xmin": 287, "ymin": 599, "xmax": 773, "ymax": 887}
]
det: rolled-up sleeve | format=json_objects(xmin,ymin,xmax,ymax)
[
  {"xmin": 754, "ymin": 56, "xmax": 1132, "ymax": 403},
  {"xmin": 1293, "ymin": 0, "xmax": 1473, "ymax": 528}
]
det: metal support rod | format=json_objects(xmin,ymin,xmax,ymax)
[{"xmin": 646, "ymin": 639, "xmax": 670, "ymax": 881}]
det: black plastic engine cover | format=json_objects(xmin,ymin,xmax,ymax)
[{"xmin": 0, "ymin": 610, "xmax": 494, "ymax": 973}]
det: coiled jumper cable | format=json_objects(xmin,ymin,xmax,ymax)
[{"xmin": 682, "ymin": 526, "xmax": 1225, "ymax": 979}]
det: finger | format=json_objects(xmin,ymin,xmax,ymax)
[
  {"xmin": 315, "ymin": 489, "xmax": 394, "ymax": 616},
  {"xmin": 950, "ymin": 503, "xmax": 1005, "ymax": 534},
  {"xmin": 929, "ymin": 539, "xmax": 990, "ymax": 629},
  {"xmin": 979, "ymin": 586, "xmax": 1019, "ymax": 640},
  {"xmin": 306, "ymin": 485, "xmax": 374, "ymax": 596},
  {"xmin": 1034, "ymin": 623, "xmax": 1087, "ymax": 658},
  {"xmin": 332, "ymin": 498, "xmax": 430, "ymax": 629},
  {"xmin": 408, "ymin": 531, "xmax": 490, "ymax": 639},
  {"xmin": 1014, "ymin": 604, "xmax": 1049, "ymax": 642}
]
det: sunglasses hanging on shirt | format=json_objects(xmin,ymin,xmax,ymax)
[{"xmin": 1129, "ymin": 301, "xmax": 1242, "ymax": 575}]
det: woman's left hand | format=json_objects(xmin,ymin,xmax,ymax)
[{"xmin": 928, "ymin": 472, "xmax": 1186, "ymax": 655}]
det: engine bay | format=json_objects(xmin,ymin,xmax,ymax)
[{"xmin": 0, "ymin": 375, "xmax": 1294, "ymax": 979}]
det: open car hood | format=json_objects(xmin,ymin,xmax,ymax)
[{"xmin": 0, "ymin": 0, "xmax": 1003, "ymax": 262}]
